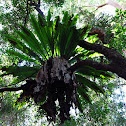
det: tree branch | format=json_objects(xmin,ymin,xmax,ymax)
[
  {"xmin": 69, "ymin": 40, "xmax": 126, "ymax": 80},
  {"xmin": 117, "ymin": 84, "xmax": 126, "ymax": 86},
  {"xmin": 28, "ymin": 0, "xmax": 45, "ymax": 19},
  {"xmin": 69, "ymin": 59, "xmax": 111, "ymax": 73},
  {"xmin": 24, "ymin": 0, "xmax": 30, "ymax": 26},
  {"xmin": 0, "ymin": 87, "xmax": 22, "ymax": 92},
  {"xmin": 79, "ymin": 40, "xmax": 126, "ymax": 67},
  {"xmin": 69, "ymin": 59, "xmax": 126, "ymax": 80},
  {"xmin": 34, "ymin": 6, "xmax": 45, "ymax": 19},
  {"xmin": 83, "ymin": 0, "xmax": 125, "ymax": 11},
  {"xmin": 0, "ymin": 80, "xmax": 37, "ymax": 93},
  {"xmin": 38, "ymin": 0, "xmax": 40, "ymax": 7}
]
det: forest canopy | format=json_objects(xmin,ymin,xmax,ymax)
[{"xmin": 0, "ymin": 0, "xmax": 126, "ymax": 125}]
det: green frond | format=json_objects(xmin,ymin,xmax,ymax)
[
  {"xmin": 5, "ymin": 11, "xmax": 84, "ymax": 61},
  {"xmin": 31, "ymin": 14, "xmax": 55, "ymax": 57},
  {"xmin": 76, "ymin": 66, "xmax": 113, "ymax": 79},
  {"xmin": 76, "ymin": 94, "xmax": 83, "ymax": 112},
  {"xmin": 47, "ymin": 10, "xmax": 53, "ymax": 27},
  {"xmin": 56, "ymin": 23, "xmax": 80, "ymax": 59},
  {"xmin": 6, "ymin": 50, "xmax": 41, "ymax": 65},
  {"xmin": 38, "ymin": 14, "xmax": 46, "ymax": 27},
  {"xmin": 4, "ymin": 35, "xmax": 43, "ymax": 63},
  {"xmin": 68, "ymin": 49, "xmax": 92, "ymax": 64},
  {"xmin": 77, "ymin": 86, "xmax": 91, "ymax": 103},
  {"xmin": 76, "ymin": 74, "xmax": 104, "ymax": 94},
  {"xmin": 0, "ymin": 66, "xmax": 40, "ymax": 81},
  {"xmin": 62, "ymin": 11, "xmax": 69, "ymax": 24},
  {"xmin": 10, "ymin": 70, "xmax": 37, "ymax": 85},
  {"xmin": 30, "ymin": 15, "xmax": 50, "ymax": 56},
  {"xmin": 17, "ymin": 25, "xmax": 47, "ymax": 60}
]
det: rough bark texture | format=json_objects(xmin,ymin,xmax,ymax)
[
  {"xmin": 69, "ymin": 40, "xmax": 126, "ymax": 80},
  {"xmin": 35, "ymin": 57, "xmax": 77, "ymax": 123}
]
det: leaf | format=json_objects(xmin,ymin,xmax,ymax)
[
  {"xmin": 38, "ymin": 14, "xmax": 46, "ymax": 27},
  {"xmin": 0, "ymin": 66, "xmax": 40, "ymax": 83},
  {"xmin": 76, "ymin": 66, "xmax": 113, "ymax": 79},
  {"xmin": 68, "ymin": 53, "xmax": 84, "ymax": 64},
  {"xmin": 55, "ymin": 16, "xmax": 60, "ymax": 31},
  {"xmin": 47, "ymin": 10, "xmax": 53, "ymax": 27},
  {"xmin": 46, "ymin": 26, "xmax": 54, "ymax": 54},
  {"xmin": 30, "ymin": 15, "xmax": 49, "ymax": 56},
  {"xmin": 31, "ymin": 14, "xmax": 55, "ymax": 57},
  {"xmin": 76, "ymin": 94, "xmax": 83, "ymax": 112},
  {"xmin": 62, "ymin": 11, "xmax": 69, "ymax": 24},
  {"xmin": 77, "ymin": 86, "xmax": 91, "ymax": 103},
  {"xmin": 18, "ymin": 25, "xmax": 47, "ymax": 60},
  {"xmin": 4, "ymin": 35, "xmax": 43, "ymax": 63},
  {"xmin": 76, "ymin": 66, "xmax": 97, "ymax": 77},
  {"xmin": 6, "ymin": 50, "xmax": 40, "ymax": 65},
  {"xmin": 68, "ymin": 50, "xmax": 94, "ymax": 64},
  {"xmin": 10, "ymin": 71, "xmax": 36, "ymax": 85},
  {"xmin": 56, "ymin": 20, "xmax": 80, "ymax": 59},
  {"xmin": 70, "ymin": 14, "xmax": 78, "ymax": 27},
  {"xmin": 76, "ymin": 74, "xmax": 104, "ymax": 94},
  {"xmin": 64, "ymin": 28, "xmax": 80, "ymax": 59}
]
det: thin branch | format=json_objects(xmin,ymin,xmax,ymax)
[
  {"xmin": 95, "ymin": 3, "xmax": 109, "ymax": 11},
  {"xmin": 24, "ymin": 0, "xmax": 31, "ymax": 26},
  {"xmin": 34, "ymin": 6, "xmax": 45, "ymax": 19},
  {"xmin": 83, "ymin": 0, "xmax": 125, "ymax": 11},
  {"xmin": 117, "ymin": 84, "xmax": 126, "ymax": 86},
  {"xmin": 38, "ymin": 0, "xmax": 40, "ymax": 7},
  {"xmin": 0, "ymin": 87, "xmax": 22, "ymax": 92},
  {"xmin": 0, "ymin": 79, "xmax": 37, "ymax": 93},
  {"xmin": 28, "ymin": 0, "xmax": 45, "ymax": 19},
  {"xmin": 34, "ymin": 0, "xmax": 45, "ymax": 19}
]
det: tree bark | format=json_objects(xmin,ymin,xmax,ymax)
[
  {"xmin": 0, "ymin": 87, "xmax": 22, "ymax": 92},
  {"xmin": 69, "ymin": 40, "xmax": 126, "ymax": 80},
  {"xmin": 28, "ymin": 0, "xmax": 45, "ymax": 19}
]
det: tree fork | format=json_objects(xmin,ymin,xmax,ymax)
[{"xmin": 28, "ymin": 0, "xmax": 45, "ymax": 19}]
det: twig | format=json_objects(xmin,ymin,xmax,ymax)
[
  {"xmin": 28, "ymin": 0, "xmax": 45, "ymax": 19},
  {"xmin": 0, "ymin": 87, "xmax": 22, "ymax": 92}
]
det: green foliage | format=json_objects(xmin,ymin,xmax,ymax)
[
  {"xmin": 60, "ymin": 84, "xmax": 126, "ymax": 126},
  {"xmin": 76, "ymin": 66, "xmax": 113, "ymax": 79},
  {"xmin": 4, "ymin": 35, "xmax": 43, "ymax": 63},
  {"xmin": 2, "ymin": 11, "xmax": 85, "ymax": 84},
  {"xmin": 43, "ymin": 0, "xmax": 65, "ymax": 7},
  {"xmin": 0, "ymin": 0, "xmax": 33, "ymax": 38},
  {"xmin": 0, "ymin": 66, "xmax": 40, "ymax": 84},
  {"xmin": 76, "ymin": 74, "xmax": 104, "ymax": 94},
  {"xmin": 0, "ymin": 92, "xmax": 24, "ymax": 125},
  {"xmin": 1, "ymin": 11, "xmax": 113, "ymax": 107},
  {"xmin": 56, "ymin": 13, "xmax": 81, "ymax": 59},
  {"xmin": 60, "ymin": 118, "xmax": 77, "ymax": 126},
  {"xmin": 79, "ymin": 9, "xmax": 126, "ymax": 53},
  {"xmin": 77, "ymin": 85, "xmax": 91, "ymax": 103},
  {"xmin": 111, "ymin": 9, "xmax": 126, "ymax": 53},
  {"xmin": 1, "ymin": 1, "xmax": 126, "ymax": 124},
  {"xmin": 6, "ymin": 50, "xmax": 41, "ymax": 64}
]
